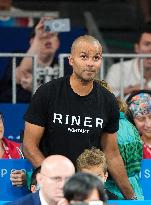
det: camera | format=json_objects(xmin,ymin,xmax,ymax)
[{"xmin": 44, "ymin": 18, "xmax": 70, "ymax": 32}]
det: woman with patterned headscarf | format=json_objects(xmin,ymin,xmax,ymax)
[{"xmin": 127, "ymin": 90, "xmax": 151, "ymax": 159}]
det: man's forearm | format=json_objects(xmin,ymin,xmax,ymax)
[
  {"xmin": 106, "ymin": 154, "xmax": 135, "ymax": 199},
  {"xmin": 23, "ymin": 145, "xmax": 45, "ymax": 168}
]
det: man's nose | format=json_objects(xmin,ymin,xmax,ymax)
[
  {"xmin": 86, "ymin": 59, "xmax": 94, "ymax": 67},
  {"xmin": 58, "ymin": 179, "xmax": 65, "ymax": 189}
]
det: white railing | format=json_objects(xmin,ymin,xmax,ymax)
[
  {"xmin": 0, "ymin": 11, "xmax": 59, "ymax": 18},
  {"xmin": 0, "ymin": 53, "xmax": 37, "ymax": 104},
  {"xmin": 58, "ymin": 53, "xmax": 151, "ymax": 99},
  {"xmin": 1, "ymin": 52, "xmax": 151, "ymax": 103},
  {"xmin": 0, "ymin": 53, "xmax": 65, "ymax": 103}
]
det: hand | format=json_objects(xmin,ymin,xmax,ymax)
[
  {"xmin": 34, "ymin": 17, "xmax": 55, "ymax": 41},
  {"xmin": 57, "ymin": 198, "xmax": 69, "ymax": 205},
  {"xmin": 20, "ymin": 73, "xmax": 32, "ymax": 91},
  {"xmin": 10, "ymin": 170, "xmax": 26, "ymax": 186}
]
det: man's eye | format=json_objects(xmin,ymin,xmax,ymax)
[
  {"xmin": 94, "ymin": 56, "xmax": 101, "ymax": 61},
  {"xmin": 80, "ymin": 55, "xmax": 87, "ymax": 59}
]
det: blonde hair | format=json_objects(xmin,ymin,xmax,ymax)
[
  {"xmin": 76, "ymin": 147, "xmax": 107, "ymax": 174},
  {"xmin": 97, "ymin": 80, "xmax": 127, "ymax": 113}
]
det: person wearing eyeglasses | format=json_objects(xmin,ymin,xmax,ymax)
[{"xmin": 7, "ymin": 155, "xmax": 75, "ymax": 205}]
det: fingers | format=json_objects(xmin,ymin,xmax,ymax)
[
  {"xmin": 10, "ymin": 170, "xmax": 26, "ymax": 186},
  {"xmin": 20, "ymin": 74, "xmax": 32, "ymax": 91},
  {"xmin": 57, "ymin": 198, "xmax": 69, "ymax": 205},
  {"xmin": 35, "ymin": 17, "xmax": 56, "ymax": 40}
]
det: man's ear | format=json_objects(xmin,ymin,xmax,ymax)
[
  {"xmin": 36, "ymin": 173, "xmax": 43, "ymax": 186},
  {"xmin": 68, "ymin": 55, "xmax": 73, "ymax": 66},
  {"xmin": 134, "ymin": 43, "xmax": 139, "ymax": 53}
]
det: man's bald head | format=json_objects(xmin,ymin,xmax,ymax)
[
  {"xmin": 41, "ymin": 155, "xmax": 75, "ymax": 174},
  {"xmin": 71, "ymin": 35, "xmax": 102, "ymax": 55},
  {"xmin": 37, "ymin": 155, "xmax": 75, "ymax": 205}
]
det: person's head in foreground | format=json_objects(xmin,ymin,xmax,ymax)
[
  {"xmin": 63, "ymin": 172, "xmax": 108, "ymax": 204},
  {"xmin": 36, "ymin": 155, "xmax": 75, "ymax": 205},
  {"xmin": 76, "ymin": 147, "xmax": 108, "ymax": 183}
]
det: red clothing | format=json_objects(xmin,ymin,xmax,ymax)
[
  {"xmin": 2, "ymin": 138, "xmax": 21, "ymax": 159},
  {"xmin": 143, "ymin": 143, "xmax": 151, "ymax": 159}
]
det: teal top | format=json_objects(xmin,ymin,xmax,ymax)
[{"xmin": 105, "ymin": 112, "xmax": 144, "ymax": 200}]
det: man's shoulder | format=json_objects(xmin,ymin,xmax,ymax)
[
  {"xmin": 35, "ymin": 77, "xmax": 66, "ymax": 95},
  {"xmin": 7, "ymin": 192, "xmax": 40, "ymax": 205},
  {"xmin": 41, "ymin": 76, "xmax": 66, "ymax": 88},
  {"xmin": 95, "ymin": 81, "xmax": 116, "ymax": 99}
]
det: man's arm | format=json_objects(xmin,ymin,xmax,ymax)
[
  {"xmin": 16, "ymin": 18, "xmax": 54, "ymax": 91},
  {"xmin": 23, "ymin": 121, "xmax": 45, "ymax": 167},
  {"xmin": 101, "ymin": 132, "xmax": 135, "ymax": 199}
]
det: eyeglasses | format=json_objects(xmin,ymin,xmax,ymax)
[{"xmin": 41, "ymin": 173, "xmax": 70, "ymax": 183}]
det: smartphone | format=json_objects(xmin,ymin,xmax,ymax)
[{"xmin": 44, "ymin": 18, "xmax": 71, "ymax": 32}]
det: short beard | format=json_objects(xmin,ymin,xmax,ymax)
[{"xmin": 75, "ymin": 72, "xmax": 95, "ymax": 84}]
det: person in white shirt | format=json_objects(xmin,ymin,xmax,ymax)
[
  {"xmin": 16, "ymin": 17, "xmax": 60, "ymax": 92},
  {"xmin": 105, "ymin": 26, "xmax": 151, "ymax": 97}
]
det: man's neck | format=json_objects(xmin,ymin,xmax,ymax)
[
  {"xmin": 70, "ymin": 74, "xmax": 93, "ymax": 96},
  {"xmin": 38, "ymin": 54, "xmax": 54, "ymax": 67}
]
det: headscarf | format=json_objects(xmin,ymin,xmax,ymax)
[{"xmin": 129, "ymin": 93, "xmax": 151, "ymax": 117}]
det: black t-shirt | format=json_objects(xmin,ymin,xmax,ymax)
[{"xmin": 24, "ymin": 76, "xmax": 119, "ymax": 165}]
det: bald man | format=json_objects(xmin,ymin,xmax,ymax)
[
  {"xmin": 8, "ymin": 155, "xmax": 75, "ymax": 205},
  {"xmin": 23, "ymin": 35, "xmax": 136, "ymax": 199}
]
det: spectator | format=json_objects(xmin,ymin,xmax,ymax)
[
  {"xmin": 23, "ymin": 35, "xmax": 136, "ymax": 199},
  {"xmin": 30, "ymin": 167, "xmax": 41, "ymax": 193},
  {"xmin": 7, "ymin": 155, "xmax": 75, "ymax": 205},
  {"xmin": 76, "ymin": 147, "xmax": 108, "ymax": 183},
  {"xmin": 63, "ymin": 172, "xmax": 108, "ymax": 203},
  {"xmin": 0, "ymin": 0, "xmax": 33, "ymax": 27},
  {"xmin": 76, "ymin": 147, "xmax": 117, "ymax": 199},
  {"xmin": 126, "ymin": 90, "xmax": 151, "ymax": 159},
  {"xmin": 0, "ymin": 111, "xmax": 26, "ymax": 186},
  {"xmin": 105, "ymin": 25, "xmax": 151, "ymax": 97},
  {"xmin": 0, "ymin": 17, "xmax": 60, "ymax": 102}
]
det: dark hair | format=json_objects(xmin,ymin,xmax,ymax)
[
  {"xmin": 76, "ymin": 147, "xmax": 107, "ymax": 174},
  {"xmin": 29, "ymin": 19, "xmax": 39, "ymax": 39},
  {"xmin": 30, "ymin": 166, "xmax": 41, "ymax": 188},
  {"xmin": 126, "ymin": 89, "xmax": 151, "ymax": 124},
  {"xmin": 136, "ymin": 24, "xmax": 151, "ymax": 44},
  {"xmin": 63, "ymin": 172, "xmax": 108, "ymax": 202}
]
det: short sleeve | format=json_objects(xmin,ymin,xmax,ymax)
[{"xmin": 103, "ymin": 94, "xmax": 119, "ymax": 133}]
